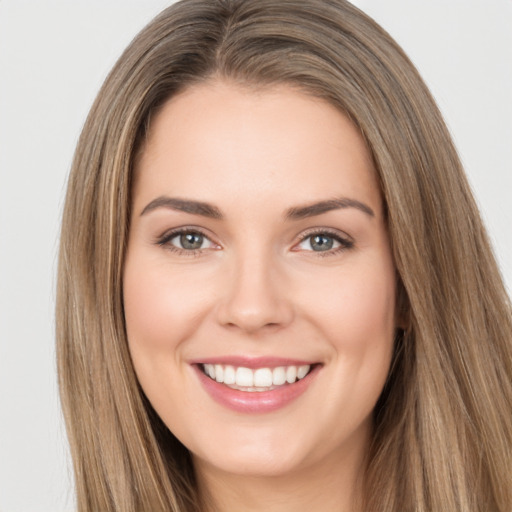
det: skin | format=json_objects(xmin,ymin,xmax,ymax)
[{"xmin": 123, "ymin": 80, "xmax": 398, "ymax": 511}]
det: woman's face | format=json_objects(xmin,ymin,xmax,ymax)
[{"xmin": 123, "ymin": 81, "xmax": 397, "ymax": 479}]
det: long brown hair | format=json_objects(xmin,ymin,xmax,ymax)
[{"xmin": 56, "ymin": 1, "xmax": 512, "ymax": 510}]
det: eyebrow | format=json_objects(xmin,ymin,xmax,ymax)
[
  {"xmin": 140, "ymin": 196, "xmax": 374, "ymax": 220},
  {"xmin": 285, "ymin": 198, "xmax": 375, "ymax": 219},
  {"xmin": 140, "ymin": 196, "xmax": 223, "ymax": 219}
]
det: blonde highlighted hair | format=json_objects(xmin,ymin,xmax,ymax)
[{"xmin": 56, "ymin": 0, "xmax": 512, "ymax": 510}]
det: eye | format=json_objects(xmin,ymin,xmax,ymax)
[
  {"xmin": 295, "ymin": 230, "xmax": 353, "ymax": 254},
  {"xmin": 157, "ymin": 228, "xmax": 217, "ymax": 254},
  {"xmin": 173, "ymin": 232, "xmax": 209, "ymax": 250}
]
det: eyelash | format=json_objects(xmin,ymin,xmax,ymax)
[
  {"xmin": 295, "ymin": 228, "xmax": 354, "ymax": 257},
  {"xmin": 156, "ymin": 227, "xmax": 215, "ymax": 257},
  {"xmin": 156, "ymin": 227, "xmax": 354, "ymax": 257}
]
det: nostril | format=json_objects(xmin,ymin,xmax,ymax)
[{"xmin": 217, "ymin": 302, "xmax": 293, "ymax": 333}]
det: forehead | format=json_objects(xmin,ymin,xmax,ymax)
[{"xmin": 134, "ymin": 80, "xmax": 381, "ymax": 216}]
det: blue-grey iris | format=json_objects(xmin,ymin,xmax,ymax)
[
  {"xmin": 181, "ymin": 233, "xmax": 203, "ymax": 250},
  {"xmin": 311, "ymin": 234, "xmax": 334, "ymax": 251}
]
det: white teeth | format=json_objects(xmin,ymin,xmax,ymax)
[
  {"xmin": 202, "ymin": 363, "xmax": 311, "ymax": 389},
  {"xmin": 286, "ymin": 366, "xmax": 297, "ymax": 383},
  {"xmin": 297, "ymin": 365, "xmax": 310, "ymax": 379},
  {"xmin": 272, "ymin": 367, "xmax": 287, "ymax": 385},
  {"xmin": 214, "ymin": 364, "xmax": 224, "ymax": 383},
  {"xmin": 223, "ymin": 365, "xmax": 236, "ymax": 385},
  {"xmin": 236, "ymin": 367, "xmax": 254, "ymax": 387},
  {"xmin": 205, "ymin": 364, "xmax": 215, "ymax": 379},
  {"xmin": 253, "ymin": 368, "xmax": 273, "ymax": 387}
]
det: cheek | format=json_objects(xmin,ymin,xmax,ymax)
[
  {"xmin": 122, "ymin": 253, "xmax": 220, "ymax": 425},
  {"xmin": 342, "ymin": 275, "xmax": 395, "ymax": 344},
  {"xmin": 301, "ymin": 261, "xmax": 396, "ymax": 349},
  {"xmin": 123, "ymin": 255, "xmax": 214, "ymax": 361},
  {"xmin": 297, "ymin": 255, "xmax": 397, "ymax": 417},
  {"xmin": 302, "ymin": 259, "xmax": 396, "ymax": 422}
]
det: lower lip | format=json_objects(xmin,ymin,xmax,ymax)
[{"xmin": 193, "ymin": 364, "xmax": 320, "ymax": 413}]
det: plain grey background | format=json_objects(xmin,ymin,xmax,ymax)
[{"xmin": 0, "ymin": 1, "xmax": 511, "ymax": 511}]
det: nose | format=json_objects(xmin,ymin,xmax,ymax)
[{"xmin": 215, "ymin": 250, "xmax": 294, "ymax": 334}]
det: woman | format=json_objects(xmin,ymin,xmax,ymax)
[{"xmin": 56, "ymin": 0, "xmax": 512, "ymax": 510}]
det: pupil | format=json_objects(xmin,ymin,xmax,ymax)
[
  {"xmin": 311, "ymin": 235, "xmax": 333, "ymax": 251},
  {"xmin": 180, "ymin": 233, "xmax": 203, "ymax": 250}
]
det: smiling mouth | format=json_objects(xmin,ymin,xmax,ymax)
[{"xmin": 200, "ymin": 363, "xmax": 314, "ymax": 392}]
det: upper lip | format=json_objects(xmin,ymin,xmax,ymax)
[{"xmin": 189, "ymin": 356, "xmax": 320, "ymax": 369}]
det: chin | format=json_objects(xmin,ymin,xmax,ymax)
[
  {"xmin": 195, "ymin": 447, "xmax": 307, "ymax": 479},
  {"xmin": 187, "ymin": 421, "xmax": 330, "ymax": 480}
]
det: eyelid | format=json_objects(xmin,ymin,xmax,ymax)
[
  {"xmin": 154, "ymin": 225, "xmax": 353, "ymax": 257},
  {"xmin": 155, "ymin": 226, "xmax": 220, "ymax": 254},
  {"xmin": 293, "ymin": 227, "xmax": 354, "ymax": 253}
]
